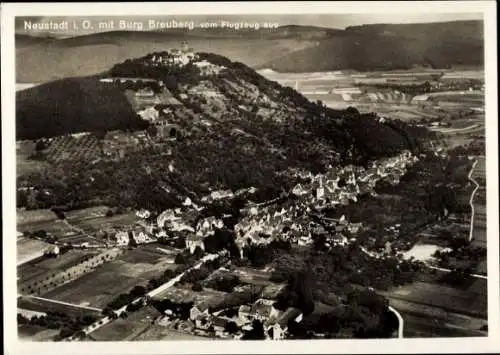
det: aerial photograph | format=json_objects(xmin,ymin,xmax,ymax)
[{"xmin": 13, "ymin": 11, "xmax": 489, "ymax": 342}]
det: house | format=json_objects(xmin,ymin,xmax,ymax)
[
  {"xmin": 136, "ymin": 88, "xmax": 155, "ymax": 98},
  {"xmin": 196, "ymin": 216, "xmax": 224, "ymax": 237},
  {"xmin": 190, "ymin": 303, "xmax": 210, "ymax": 321},
  {"xmin": 292, "ymin": 183, "xmax": 309, "ymax": 196},
  {"xmin": 210, "ymin": 190, "xmax": 234, "ymax": 200},
  {"xmin": 186, "ymin": 235, "xmax": 205, "ymax": 254},
  {"xmin": 169, "ymin": 220, "xmax": 195, "ymax": 233},
  {"xmin": 210, "ymin": 316, "xmax": 229, "ymax": 333},
  {"xmin": 136, "ymin": 209, "xmax": 151, "ymax": 219},
  {"xmin": 137, "ymin": 106, "xmax": 159, "ymax": 121},
  {"xmin": 272, "ymin": 307, "xmax": 303, "ymax": 339},
  {"xmin": 44, "ymin": 245, "xmax": 60, "ymax": 256},
  {"xmin": 250, "ymin": 299, "xmax": 281, "ymax": 322},
  {"xmin": 267, "ymin": 323, "xmax": 286, "ymax": 340},
  {"xmin": 348, "ymin": 223, "xmax": 363, "ymax": 234},
  {"xmin": 115, "ymin": 231, "xmax": 130, "ymax": 246},
  {"xmin": 316, "ymin": 186, "xmax": 325, "ymax": 200},
  {"xmin": 157, "ymin": 209, "xmax": 180, "ymax": 229},
  {"xmin": 132, "ymin": 229, "xmax": 149, "ymax": 244},
  {"xmin": 338, "ymin": 215, "xmax": 348, "ymax": 225},
  {"xmin": 238, "ymin": 305, "xmax": 252, "ymax": 323},
  {"xmin": 385, "ymin": 241, "xmax": 392, "ymax": 254},
  {"xmin": 298, "ymin": 234, "xmax": 313, "ymax": 246}
]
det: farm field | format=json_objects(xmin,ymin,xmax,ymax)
[
  {"xmin": 69, "ymin": 212, "xmax": 140, "ymax": 234},
  {"xmin": 40, "ymin": 248, "xmax": 177, "ymax": 308},
  {"xmin": 16, "ymin": 219, "xmax": 76, "ymax": 236},
  {"xmin": 18, "ymin": 249, "xmax": 99, "ymax": 283},
  {"xmin": 42, "ymin": 134, "xmax": 102, "ymax": 164},
  {"xmin": 132, "ymin": 325, "xmax": 210, "ymax": 340},
  {"xmin": 395, "ymin": 311, "xmax": 486, "ymax": 338},
  {"xmin": 16, "ymin": 141, "xmax": 50, "ymax": 177},
  {"xmin": 89, "ymin": 306, "xmax": 161, "ymax": 341},
  {"xmin": 64, "ymin": 206, "xmax": 110, "ymax": 221},
  {"xmin": 17, "ymin": 209, "xmax": 58, "ymax": 226},
  {"xmin": 18, "ymin": 296, "xmax": 102, "ymax": 318},
  {"xmin": 17, "ymin": 237, "xmax": 52, "ymax": 265},
  {"xmin": 152, "ymin": 284, "xmax": 225, "ymax": 304},
  {"xmin": 230, "ymin": 266, "xmax": 273, "ymax": 286},
  {"xmin": 383, "ymin": 279, "xmax": 487, "ymax": 319}
]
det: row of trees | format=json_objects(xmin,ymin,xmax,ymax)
[{"xmin": 103, "ymin": 285, "xmax": 148, "ymax": 311}]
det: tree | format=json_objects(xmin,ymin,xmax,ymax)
[
  {"xmin": 74, "ymin": 330, "xmax": 86, "ymax": 340},
  {"xmin": 193, "ymin": 246, "xmax": 204, "ymax": 258},
  {"xmin": 224, "ymin": 321, "xmax": 239, "ymax": 334},
  {"xmin": 242, "ymin": 319, "xmax": 266, "ymax": 340},
  {"xmin": 130, "ymin": 285, "xmax": 146, "ymax": 298},
  {"xmin": 119, "ymin": 312, "xmax": 128, "ymax": 319},
  {"xmin": 175, "ymin": 253, "xmax": 186, "ymax": 264},
  {"xmin": 58, "ymin": 327, "xmax": 75, "ymax": 339},
  {"xmin": 35, "ymin": 140, "xmax": 47, "ymax": 151}
]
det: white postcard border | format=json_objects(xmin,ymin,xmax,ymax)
[{"xmin": 2, "ymin": 2, "xmax": 498, "ymax": 354}]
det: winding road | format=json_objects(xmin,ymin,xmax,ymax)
[
  {"xmin": 467, "ymin": 160, "xmax": 480, "ymax": 243},
  {"xmin": 388, "ymin": 306, "xmax": 404, "ymax": 338}
]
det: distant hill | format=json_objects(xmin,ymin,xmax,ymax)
[
  {"xmin": 15, "ymin": 29, "xmax": 316, "ymax": 83},
  {"xmin": 16, "ymin": 77, "xmax": 148, "ymax": 140},
  {"xmin": 260, "ymin": 20, "xmax": 484, "ymax": 72},
  {"xmin": 16, "ymin": 20, "xmax": 483, "ymax": 82},
  {"xmin": 16, "ymin": 50, "xmax": 432, "ymax": 211}
]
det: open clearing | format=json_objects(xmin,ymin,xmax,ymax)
[
  {"xmin": 17, "ymin": 209, "xmax": 58, "ymax": 226},
  {"xmin": 90, "ymin": 306, "xmax": 161, "ymax": 341},
  {"xmin": 18, "ymin": 295, "xmax": 101, "ymax": 318},
  {"xmin": 383, "ymin": 279, "xmax": 487, "ymax": 319},
  {"xmin": 132, "ymin": 324, "xmax": 210, "ymax": 340},
  {"xmin": 18, "ymin": 324, "xmax": 60, "ymax": 341},
  {"xmin": 70, "ymin": 212, "xmax": 140, "ymax": 233},
  {"xmin": 64, "ymin": 206, "xmax": 110, "ymax": 221},
  {"xmin": 16, "ymin": 141, "xmax": 50, "ymax": 177}
]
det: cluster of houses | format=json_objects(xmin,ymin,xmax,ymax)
[
  {"xmin": 145, "ymin": 43, "xmax": 198, "ymax": 67},
  {"xmin": 232, "ymin": 151, "xmax": 418, "ymax": 251},
  {"xmin": 112, "ymin": 227, "xmax": 156, "ymax": 246},
  {"xmin": 162, "ymin": 290, "xmax": 304, "ymax": 340},
  {"xmin": 103, "ymin": 150, "xmax": 418, "ymax": 256}
]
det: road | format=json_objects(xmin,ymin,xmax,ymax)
[
  {"xmin": 388, "ymin": 305, "xmax": 404, "ymax": 338},
  {"xmin": 467, "ymin": 160, "xmax": 480, "ymax": 242},
  {"xmin": 429, "ymin": 124, "xmax": 482, "ymax": 134},
  {"xmin": 64, "ymin": 253, "xmax": 221, "ymax": 341}
]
